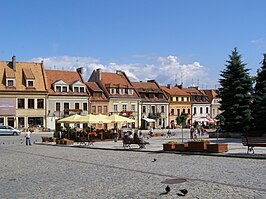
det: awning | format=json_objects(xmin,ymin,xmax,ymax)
[{"xmin": 142, "ymin": 117, "xmax": 156, "ymax": 123}]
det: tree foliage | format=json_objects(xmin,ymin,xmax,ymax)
[
  {"xmin": 252, "ymin": 54, "xmax": 266, "ymax": 131},
  {"xmin": 219, "ymin": 48, "xmax": 253, "ymax": 132},
  {"xmin": 176, "ymin": 113, "xmax": 187, "ymax": 127}
]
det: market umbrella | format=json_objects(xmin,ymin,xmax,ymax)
[
  {"xmin": 108, "ymin": 115, "xmax": 135, "ymax": 123},
  {"xmin": 57, "ymin": 114, "xmax": 83, "ymax": 123},
  {"xmin": 78, "ymin": 114, "xmax": 112, "ymax": 124}
]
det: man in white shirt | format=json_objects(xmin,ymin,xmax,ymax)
[{"xmin": 25, "ymin": 131, "xmax": 32, "ymax": 146}]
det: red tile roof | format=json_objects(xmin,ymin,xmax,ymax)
[
  {"xmin": 161, "ymin": 85, "xmax": 190, "ymax": 96},
  {"xmin": 45, "ymin": 69, "xmax": 87, "ymax": 95}
]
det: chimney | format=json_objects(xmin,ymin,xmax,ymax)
[
  {"xmin": 147, "ymin": 80, "xmax": 155, "ymax": 83},
  {"xmin": 96, "ymin": 68, "xmax": 101, "ymax": 81},
  {"xmin": 176, "ymin": 84, "xmax": 182, "ymax": 89},
  {"xmin": 12, "ymin": 56, "xmax": 16, "ymax": 70},
  {"xmin": 76, "ymin": 67, "xmax": 83, "ymax": 74},
  {"xmin": 167, "ymin": 84, "xmax": 172, "ymax": 89},
  {"xmin": 116, "ymin": 70, "xmax": 123, "ymax": 74}
]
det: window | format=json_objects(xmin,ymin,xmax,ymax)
[
  {"xmin": 182, "ymin": 109, "xmax": 185, "ymax": 114},
  {"xmin": 18, "ymin": 117, "xmax": 25, "ymax": 128},
  {"xmin": 7, "ymin": 80, "xmax": 14, "ymax": 86},
  {"xmin": 92, "ymin": 106, "xmax": 96, "ymax": 113},
  {"xmin": 18, "ymin": 99, "xmax": 25, "ymax": 109},
  {"xmin": 83, "ymin": 103, "xmax": 88, "ymax": 111},
  {"xmin": 64, "ymin": 103, "xmax": 69, "ymax": 114},
  {"xmin": 62, "ymin": 86, "xmax": 68, "ymax": 92},
  {"xmin": 27, "ymin": 80, "xmax": 34, "ymax": 87},
  {"xmin": 80, "ymin": 87, "xmax": 85, "ymax": 93},
  {"xmin": 74, "ymin": 87, "xmax": 79, "ymax": 92},
  {"xmin": 122, "ymin": 104, "xmax": 127, "ymax": 112},
  {"xmin": 103, "ymin": 106, "xmax": 108, "ymax": 113},
  {"xmin": 200, "ymin": 107, "xmax": 203, "ymax": 114},
  {"xmin": 142, "ymin": 106, "xmax": 146, "ymax": 113},
  {"xmin": 119, "ymin": 89, "xmax": 125, "ymax": 95},
  {"xmin": 114, "ymin": 104, "xmax": 118, "ymax": 112},
  {"xmin": 94, "ymin": 93, "xmax": 102, "ymax": 97},
  {"xmin": 75, "ymin": 103, "xmax": 79, "ymax": 109},
  {"xmin": 110, "ymin": 88, "xmax": 116, "ymax": 94},
  {"xmin": 128, "ymin": 89, "xmax": 133, "ymax": 95},
  {"xmin": 131, "ymin": 104, "xmax": 135, "ymax": 112},
  {"xmin": 56, "ymin": 103, "xmax": 60, "ymax": 111},
  {"xmin": 171, "ymin": 109, "xmax": 174, "ymax": 115},
  {"xmin": 177, "ymin": 109, "xmax": 180, "ymax": 116},
  {"xmin": 37, "ymin": 99, "xmax": 44, "ymax": 109},
  {"xmin": 98, "ymin": 106, "xmax": 102, "ymax": 113},
  {"xmin": 206, "ymin": 107, "xmax": 209, "ymax": 114},
  {"xmin": 28, "ymin": 99, "xmax": 34, "ymax": 109},
  {"xmin": 56, "ymin": 86, "xmax": 61, "ymax": 92},
  {"xmin": 181, "ymin": 97, "xmax": 184, "ymax": 101},
  {"xmin": 161, "ymin": 106, "xmax": 165, "ymax": 113},
  {"xmin": 188, "ymin": 109, "xmax": 190, "ymax": 114},
  {"xmin": 194, "ymin": 107, "xmax": 197, "ymax": 114}
]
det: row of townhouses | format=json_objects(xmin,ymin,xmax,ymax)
[{"xmin": 0, "ymin": 57, "xmax": 222, "ymax": 130}]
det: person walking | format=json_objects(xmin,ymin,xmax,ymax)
[
  {"xmin": 113, "ymin": 128, "xmax": 118, "ymax": 142},
  {"xmin": 25, "ymin": 130, "xmax": 32, "ymax": 146}
]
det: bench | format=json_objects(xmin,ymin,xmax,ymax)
[
  {"xmin": 74, "ymin": 137, "xmax": 94, "ymax": 146},
  {"xmin": 122, "ymin": 138, "xmax": 149, "ymax": 149},
  {"xmin": 241, "ymin": 135, "xmax": 266, "ymax": 154}
]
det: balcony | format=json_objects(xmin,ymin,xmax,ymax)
[{"xmin": 148, "ymin": 112, "xmax": 161, "ymax": 118}]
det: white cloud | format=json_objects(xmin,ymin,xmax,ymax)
[
  {"xmin": 31, "ymin": 55, "xmax": 213, "ymax": 88},
  {"xmin": 251, "ymin": 39, "xmax": 266, "ymax": 49}
]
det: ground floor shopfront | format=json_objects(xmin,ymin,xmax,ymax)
[{"xmin": 0, "ymin": 115, "xmax": 45, "ymax": 129}]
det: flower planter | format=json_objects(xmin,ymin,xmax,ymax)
[
  {"xmin": 188, "ymin": 140, "xmax": 210, "ymax": 152},
  {"xmin": 41, "ymin": 137, "xmax": 49, "ymax": 142},
  {"xmin": 206, "ymin": 144, "xmax": 228, "ymax": 153},
  {"xmin": 175, "ymin": 143, "xmax": 188, "ymax": 152},
  {"xmin": 56, "ymin": 139, "xmax": 61, "ymax": 144},
  {"xmin": 64, "ymin": 140, "xmax": 74, "ymax": 145},
  {"xmin": 163, "ymin": 143, "xmax": 176, "ymax": 151}
]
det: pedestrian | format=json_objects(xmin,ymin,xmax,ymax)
[
  {"xmin": 113, "ymin": 128, "xmax": 118, "ymax": 142},
  {"xmin": 25, "ymin": 130, "xmax": 32, "ymax": 146},
  {"xmin": 167, "ymin": 129, "xmax": 171, "ymax": 138},
  {"xmin": 58, "ymin": 130, "xmax": 62, "ymax": 139},
  {"xmin": 190, "ymin": 127, "xmax": 194, "ymax": 139}
]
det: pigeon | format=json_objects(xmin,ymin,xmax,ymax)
[
  {"xmin": 165, "ymin": 185, "xmax": 170, "ymax": 194},
  {"xmin": 179, "ymin": 189, "xmax": 188, "ymax": 195},
  {"xmin": 152, "ymin": 158, "xmax": 157, "ymax": 162}
]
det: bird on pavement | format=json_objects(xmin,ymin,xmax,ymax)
[
  {"xmin": 152, "ymin": 158, "xmax": 157, "ymax": 162},
  {"xmin": 165, "ymin": 185, "xmax": 170, "ymax": 194},
  {"xmin": 179, "ymin": 189, "xmax": 188, "ymax": 195}
]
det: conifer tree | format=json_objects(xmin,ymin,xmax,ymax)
[
  {"xmin": 253, "ymin": 54, "xmax": 266, "ymax": 131},
  {"xmin": 219, "ymin": 48, "xmax": 253, "ymax": 132}
]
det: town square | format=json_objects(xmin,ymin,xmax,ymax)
[{"xmin": 1, "ymin": 1, "xmax": 266, "ymax": 198}]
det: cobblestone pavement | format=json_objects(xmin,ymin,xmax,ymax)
[{"xmin": 0, "ymin": 134, "xmax": 266, "ymax": 198}]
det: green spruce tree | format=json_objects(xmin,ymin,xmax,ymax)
[
  {"xmin": 253, "ymin": 54, "xmax": 266, "ymax": 131},
  {"xmin": 219, "ymin": 48, "xmax": 253, "ymax": 132}
]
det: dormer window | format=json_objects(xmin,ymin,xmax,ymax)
[
  {"xmin": 80, "ymin": 87, "xmax": 85, "ymax": 93},
  {"xmin": 74, "ymin": 87, "xmax": 79, "ymax": 92},
  {"xmin": 7, "ymin": 79, "xmax": 15, "ymax": 86},
  {"xmin": 56, "ymin": 86, "xmax": 61, "ymax": 92},
  {"xmin": 110, "ymin": 88, "xmax": 116, "ymax": 94},
  {"xmin": 62, "ymin": 86, "xmax": 68, "ymax": 92},
  {"xmin": 27, "ymin": 80, "xmax": 34, "ymax": 87},
  {"xmin": 119, "ymin": 88, "xmax": 125, "ymax": 95},
  {"xmin": 128, "ymin": 89, "xmax": 133, "ymax": 95}
]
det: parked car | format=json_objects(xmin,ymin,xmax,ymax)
[{"xmin": 0, "ymin": 125, "xmax": 21, "ymax": 136}]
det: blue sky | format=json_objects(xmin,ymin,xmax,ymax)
[{"xmin": 1, "ymin": 0, "xmax": 266, "ymax": 89}]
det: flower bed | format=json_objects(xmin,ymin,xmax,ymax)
[
  {"xmin": 175, "ymin": 143, "xmax": 188, "ymax": 152},
  {"xmin": 206, "ymin": 143, "xmax": 228, "ymax": 153},
  {"xmin": 188, "ymin": 139, "xmax": 210, "ymax": 152}
]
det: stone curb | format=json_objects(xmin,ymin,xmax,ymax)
[{"xmin": 34, "ymin": 142, "xmax": 266, "ymax": 160}]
